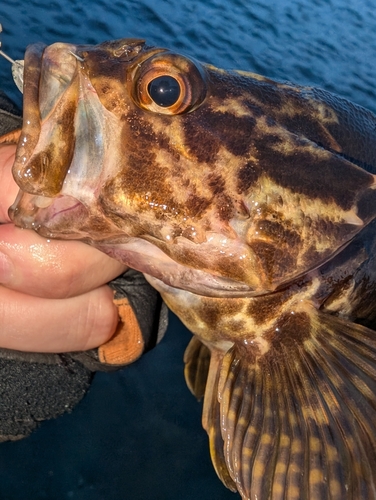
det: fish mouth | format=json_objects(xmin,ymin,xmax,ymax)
[
  {"xmin": 9, "ymin": 40, "xmax": 134, "ymax": 235},
  {"xmin": 10, "ymin": 190, "xmax": 86, "ymax": 237},
  {"xmin": 9, "ymin": 186, "xmax": 259, "ymax": 298},
  {"xmin": 10, "ymin": 39, "xmax": 149, "ymax": 199},
  {"xmin": 10, "ymin": 190, "xmax": 258, "ymax": 298}
]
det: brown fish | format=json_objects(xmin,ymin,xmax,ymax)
[{"xmin": 7, "ymin": 38, "xmax": 376, "ymax": 499}]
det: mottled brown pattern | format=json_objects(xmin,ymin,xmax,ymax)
[
  {"xmin": 207, "ymin": 173, "xmax": 226, "ymax": 195},
  {"xmin": 256, "ymin": 219, "xmax": 302, "ymax": 248},
  {"xmin": 249, "ymin": 241, "xmax": 295, "ymax": 283},
  {"xmin": 214, "ymin": 255, "xmax": 249, "ymax": 283},
  {"xmin": 252, "ymin": 133, "xmax": 373, "ymax": 210},
  {"xmin": 246, "ymin": 290, "xmax": 292, "ymax": 326},
  {"xmin": 197, "ymin": 303, "xmax": 221, "ymax": 330},
  {"xmin": 215, "ymin": 192, "xmax": 235, "ymax": 221},
  {"xmin": 280, "ymin": 114, "xmax": 341, "ymax": 152},
  {"xmin": 264, "ymin": 312, "xmax": 311, "ymax": 354},
  {"xmin": 185, "ymin": 194, "xmax": 212, "ymax": 218},
  {"xmin": 115, "ymin": 111, "xmax": 180, "ymax": 212},
  {"xmin": 206, "ymin": 70, "xmax": 259, "ymax": 100},
  {"xmin": 236, "ymin": 161, "xmax": 259, "ymax": 193},
  {"xmin": 196, "ymin": 299, "xmax": 245, "ymax": 331},
  {"xmin": 183, "ymin": 106, "xmax": 256, "ymax": 159},
  {"xmin": 181, "ymin": 108, "xmax": 221, "ymax": 164},
  {"xmin": 8, "ymin": 38, "xmax": 376, "ymax": 500}
]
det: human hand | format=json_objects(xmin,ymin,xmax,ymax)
[{"xmin": 0, "ymin": 144, "xmax": 127, "ymax": 353}]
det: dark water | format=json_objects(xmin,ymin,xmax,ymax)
[{"xmin": 0, "ymin": 0, "xmax": 375, "ymax": 499}]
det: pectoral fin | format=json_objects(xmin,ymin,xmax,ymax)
[{"xmin": 204, "ymin": 311, "xmax": 376, "ymax": 500}]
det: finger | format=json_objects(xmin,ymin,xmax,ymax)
[
  {"xmin": 0, "ymin": 224, "xmax": 127, "ymax": 298},
  {"xmin": 0, "ymin": 144, "xmax": 18, "ymax": 222},
  {"xmin": 0, "ymin": 284, "xmax": 119, "ymax": 352}
]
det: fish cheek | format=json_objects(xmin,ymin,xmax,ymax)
[
  {"xmin": 181, "ymin": 110, "xmax": 220, "ymax": 164},
  {"xmin": 181, "ymin": 105, "xmax": 256, "ymax": 163},
  {"xmin": 99, "ymin": 111, "xmax": 176, "ymax": 222},
  {"xmin": 121, "ymin": 112, "xmax": 172, "ymax": 192}
]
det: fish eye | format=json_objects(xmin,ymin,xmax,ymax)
[
  {"xmin": 148, "ymin": 76, "xmax": 181, "ymax": 107},
  {"xmin": 131, "ymin": 52, "xmax": 207, "ymax": 115}
]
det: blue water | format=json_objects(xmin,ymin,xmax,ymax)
[
  {"xmin": 2, "ymin": 0, "xmax": 376, "ymax": 112},
  {"xmin": 0, "ymin": 0, "xmax": 376, "ymax": 499}
]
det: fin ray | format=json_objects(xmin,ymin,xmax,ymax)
[
  {"xmin": 203, "ymin": 349, "xmax": 237, "ymax": 492},
  {"xmin": 304, "ymin": 345, "xmax": 369, "ymax": 499},
  {"xmin": 207, "ymin": 310, "xmax": 376, "ymax": 499},
  {"xmin": 183, "ymin": 336, "xmax": 211, "ymax": 400}
]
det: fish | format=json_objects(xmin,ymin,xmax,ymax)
[{"xmin": 5, "ymin": 38, "xmax": 376, "ymax": 499}]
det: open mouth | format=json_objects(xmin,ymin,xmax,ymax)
[
  {"xmin": 9, "ymin": 41, "xmax": 125, "ymax": 235},
  {"xmin": 9, "ymin": 185, "xmax": 260, "ymax": 297},
  {"xmin": 10, "ymin": 192, "xmax": 259, "ymax": 298},
  {"xmin": 9, "ymin": 189, "xmax": 90, "ymax": 239}
]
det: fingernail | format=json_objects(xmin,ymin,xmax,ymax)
[{"xmin": 0, "ymin": 251, "xmax": 14, "ymax": 284}]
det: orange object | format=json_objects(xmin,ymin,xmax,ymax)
[
  {"xmin": 98, "ymin": 297, "xmax": 144, "ymax": 365},
  {"xmin": 0, "ymin": 128, "xmax": 21, "ymax": 144}
]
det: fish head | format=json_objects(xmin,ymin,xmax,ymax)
[{"xmin": 9, "ymin": 39, "xmax": 376, "ymax": 299}]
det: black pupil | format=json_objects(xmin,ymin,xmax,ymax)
[{"xmin": 148, "ymin": 76, "xmax": 180, "ymax": 107}]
